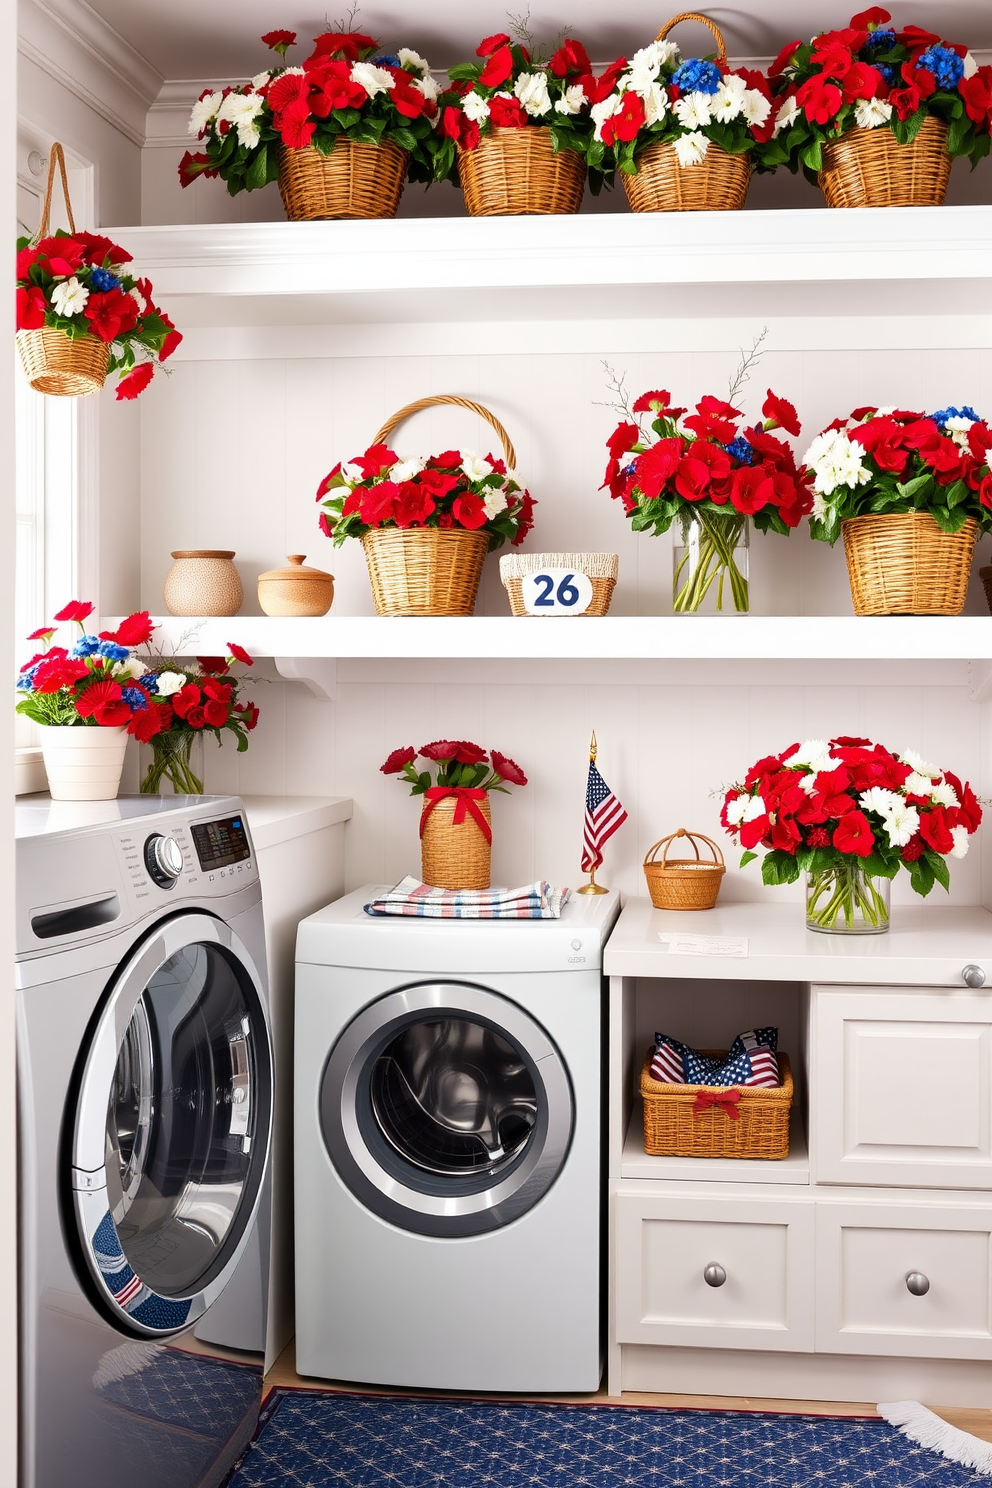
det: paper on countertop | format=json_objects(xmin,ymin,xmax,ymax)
[{"xmin": 659, "ymin": 932, "xmax": 749, "ymax": 957}]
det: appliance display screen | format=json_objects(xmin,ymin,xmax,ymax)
[{"xmin": 191, "ymin": 815, "xmax": 252, "ymax": 870}]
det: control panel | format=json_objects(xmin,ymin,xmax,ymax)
[{"xmin": 117, "ymin": 812, "xmax": 255, "ymax": 903}]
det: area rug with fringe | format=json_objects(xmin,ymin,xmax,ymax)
[{"xmin": 224, "ymin": 1389, "xmax": 991, "ymax": 1487}]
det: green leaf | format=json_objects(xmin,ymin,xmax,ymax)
[
  {"xmin": 245, "ymin": 144, "xmax": 269, "ymax": 192},
  {"xmin": 924, "ymin": 848, "xmax": 951, "ymax": 892},
  {"xmin": 895, "ymin": 473, "xmax": 933, "ymax": 500},
  {"xmin": 739, "ymin": 850, "xmax": 758, "ymax": 868},
  {"xmin": 909, "ymin": 854, "xmax": 935, "ymax": 897},
  {"xmin": 761, "ymin": 851, "xmax": 801, "ymax": 887}
]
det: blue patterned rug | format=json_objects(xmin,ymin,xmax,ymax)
[{"xmin": 225, "ymin": 1389, "xmax": 986, "ymax": 1487}]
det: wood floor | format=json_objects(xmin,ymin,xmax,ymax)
[{"xmin": 265, "ymin": 1339, "xmax": 992, "ymax": 1444}]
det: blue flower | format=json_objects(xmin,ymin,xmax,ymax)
[
  {"xmin": 671, "ymin": 58, "xmax": 722, "ymax": 96},
  {"xmin": 17, "ymin": 668, "xmax": 38, "ymax": 690},
  {"xmin": 97, "ymin": 640, "xmax": 129, "ymax": 662},
  {"xmin": 917, "ymin": 46, "xmax": 965, "ymax": 91},
  {"xmin": 726, "ymin": 436, "xmax": 754, "ymax": 466},
  {"xmin": 863, "ymin": 28, "xmax": 896, "ymax": 52},
  {"xmin": 875, "ymin": 64, "xmax": 896, "ymax": 84},
  {"xmin": 89, "ymin": 267, "xmax": 122, "ymax": 293},
  {"xmin": 374, "ymin": 54, "xmax": 400, "ymax": 67},
  {"xmin": 138, "ymin": 672, "xmax": 159, "ymax": 693},
  {"xmin": 930, "ymin": 405, "xmax": 979, "ymax": 428},
  {"xmin": 71, "ymin": 635, "xmax": 102, "ymax": 657},
  {"xmin": 121, "ymin": 687, "xmax": 148, "ymax": 710}
]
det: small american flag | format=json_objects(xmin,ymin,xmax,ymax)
[{"xmin": 581, "ymin": 759, "xmax": 627, "ymax": 873}]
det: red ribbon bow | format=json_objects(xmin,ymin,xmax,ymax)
[
  {"xmin": 693, "ymin": 1089, "xmax": 741, "ymax": 1120},
  {"xmin": 419, "ymin": 786, "xmax": 492, "ymax": 844}
]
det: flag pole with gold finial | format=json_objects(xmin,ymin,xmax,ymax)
[{"xmin": 577, "ymin": 730, "xmax": 609, "ymax": 895}]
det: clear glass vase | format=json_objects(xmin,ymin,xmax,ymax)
[
  {"xmin": 139, "ymin": 729, "xmax": 204, "ymax": 796},
  {"xmin": 805, "ymin": 861, "xmax": 891, "ymax": 935},
  {"xmin": 673, "ymin": 509, "xmax": 750, "ymax": 614}
]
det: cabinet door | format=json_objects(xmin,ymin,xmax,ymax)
[
  {"xmin": 811, "ymin": 987, "xmax": 992, "ymax": 1189},
  {"xmin": 815, "ymin": 1198, "xmax": 992, "ymax": 1360},
  {"xmin": 614, "ymin": 1188, "xmax": 815, "ymax": 1352}
]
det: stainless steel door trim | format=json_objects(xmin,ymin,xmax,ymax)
[
  {"xmin": 70, "ymin": 912, "xmax": 273, "ymax": 1337},
  {"xmin": 320, "ymin": 982, "xmax": 574, "ymax": 1238}
]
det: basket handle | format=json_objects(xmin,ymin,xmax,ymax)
[
  {"xmin": 643, "ymin": 828, "xmax": 725, "ymax": 869},
  {"xmin": 655, "ymin": 11, "xmax": 728, "ymax": 61},
  {"xmin": 371, "ymin": 395, "xmax": 517, "ymax": 471},
  {"xmin": 37, "ymin": 142, "xmax": 77, "ymax": 239}
]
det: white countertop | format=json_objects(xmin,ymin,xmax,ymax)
[{"xmin": 240, "ymin": 795, "xmax": 352, "ymax": 851}]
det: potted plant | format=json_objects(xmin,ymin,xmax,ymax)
[
  {"xmin": 602, "ymin": 384, "xmax": 810, "ymax": 613},
  {"xmin": 179, "ymin": 29, "xmax": 440, "ymax": 219},
  {"xmin": 721, "ymin": 735, "xmax": 982, "ymax": 933},
  {"xmin": 317, "ymin": 395, "xmax": 536, "ymax": 616},
  {"xmin": 802, "ymin": 403, "xmax": 992, "ymax": 614},
  {"xmin": 138, "ymin": 644, "xmax": 259, "ymax": 795},
  {"xmin": 16, "ymin": 603, "xmax": 167, "ymax": 799},
  {"xmin": 435, "ymin": 29, "xmax": 602, "ymax": 214},
  {"xmin": 590, "ymin": 12, "xmax": 774, "ymax": 212},
  {"xmin": 381, "ymin": 739, "xmax": 528, "ymax": 890},
  {"xmin": 762, "ymin": 7, "xmax": 992, "ymax": 207}
]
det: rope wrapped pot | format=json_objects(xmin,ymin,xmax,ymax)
[
  {"xmin": 458, "ymin": 128, "xmax": 586, "ymax": 216},
  {"xmin": 420, "ymin": 790, "xmax": 492, "ymax": 890},
  {"xmin": 842, "ymin": 512, "xmax": 978, "ymax": 616},
  {"xmin": 643, "ymin": 829, "xmax": 725, "ymax": 909},
  {"xmin": 277, "ymin": 139, "xmax": 408, "ymax": 220},
  {"xmin": 818, "ymin": 116, "xmax": 951, "ymax": 210},
  {"xmin": 362, "ymin": 395, "xmax": 518, "ymax": 616},
  {"xmin": 623, "ymin": 13, "xmax": 751, "ymax": 214}
]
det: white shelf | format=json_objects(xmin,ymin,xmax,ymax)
[
  {"xmin": 621, "ymin": 1104, "xmax": 809, "ymax": 1185},
  {"xmin": 239, "ymin": 794, "xmax": 352, "ymax": 851}
]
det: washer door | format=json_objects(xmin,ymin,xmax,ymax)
[
  {"xmin": 70, "ymin": 912, "xmax": 272, "ymax": 1337},
  {"xmin": 320, "ymin": 982, "xmax": 573, "ymax": 1237}
]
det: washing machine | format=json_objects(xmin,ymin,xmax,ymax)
[
  {"xmin": 294, "ymin": 884, "xmax": 620, "ymax": 1393},
  {"xmin": 16, "ymin": 794, "xmax": 275, "ymax": 1488}
]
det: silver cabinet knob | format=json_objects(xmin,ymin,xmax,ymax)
[
  {"xmin": 905, "ymin": 1271, "xmax": 930, "ymax": 1296},
  {"xmin": 703, "ymin": 1263, "xmax": 727, "ymax": 1288},
  {"xmin": 962, "ymin": 964, "xmax": 986, "ymax": 988}
]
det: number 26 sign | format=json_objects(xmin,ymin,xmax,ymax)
[{"xmin": 520, "ymin": 569, "xmax": 594, "ymax": 616}]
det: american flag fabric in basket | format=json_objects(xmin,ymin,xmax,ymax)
[
  {"xmin": 364, "ymin": 877, "xmax": 570, "ymax": 919},
  {"xmin": 650, "ymin": 1026, "xmax": 781, "ymax": 1087}
]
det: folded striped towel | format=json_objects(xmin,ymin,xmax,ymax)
[
  {"xmin": 649, "ymin": 1026, "xmax": 781, "ymax": 1088},
  {"xmin": 364, "ymin": 877, "xmax": 571, "ymax": 919}
]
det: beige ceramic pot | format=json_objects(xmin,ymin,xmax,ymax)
[
  {"xmin": 163, "ymin": 550, "xmax": 243, "ymax": 616},
  {"xmin": 257, "ymin": 555, "xmax": 335, "ymax": 617}
]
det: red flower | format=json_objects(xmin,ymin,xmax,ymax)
[
  {"xmin": 393, "ymin": 481, "xmax": 437, "ymax": 527},
  {"xmin": 197, "ymin": 657, "xmax": 230, "ymax": 674},
  {"xmin": 185, "ymin": 705, "xmax": 206, "ymax": 729},
  {"xmin": 675, "ymin": 442, "xmax": 732, "ymax": 501},
  {"xmin": 76, "ymin": 230, "xmax": 132, "ymax": 267},
  {"xmin": 203, "ymin": 698, "xmax": 229, "ymax": 727},
  {"xmin": 549, "ymin": 38, "xmax": 591, "ymax": 79},
  {"xmin": 171, "ymin": 683, "xmax": 202, "ymax": 718},
  {"xmin": 158, "ymin": 312, "xmax": 182, "ymax": 362},
  {"xmin": 307, "ymin": 31, "xmax": 377, "ymax": 63},
  {"xmin": 634, "ymin": 439, "xmax": 683, "ymax": 500},
  {"xmin": 807, "ymin": 827, "xmax": 831, "ymax": 848},
  {"xmin": 450, "ymin": 741, "xmax": 488, "ymax": 764},
  {"xmin": 202, "ymin": 677, "xmax": 233, "ymax": 703},
  {"xmin": 769, "ymin": 39, "xmax": 802, "ymax": 77},
  {"xmin": 796, "ymin": 75, "xmax": 843, "ymax": 125},
  {"xmin": 84, "ymin": 289, "xmax": 139, "ymax": 344},
  {"xmin": 226, "ymin": 642, "xmax": 252, "ymax": 666},
  {"xmin": 128, "ymin": 699, "xmax": 172, "ymax": 741},
  {"xmin": 420, "ymin": 740, "xmax": 461, "ymax": 761},
  {"xmin": 889, "ymin": 84, "xmax": 923, "ymax": 121},
  {"xmin": 178, "ymin": 150, "xmax": 219, "ymax": 188},
  {"xmin": 116, "ymin": 363, "xmax": 155, "ymax": 401},
  {"xmin": 360, "ymin": 482, "xmax": 400, "ymax": 527},
  {"xmin": 477, "ymin": 33, "xmax": 511, "ymax": 57},
  {"xmin": 261, "ymin": 28, "xmax": 296, "ymax": 53},
  {"xmin": 920, "ymin": 805, "xmax": 955, "ymax": 856},
  {"xmin": 309, "ymin": 59, "xmax": 369, "ymax": 114},
  {"xmin": 901, "ymin": 834, "xmax": 925, "ymax": 862},
  {"xmin": 391, "ymin": 70, "xmax": 435, "ymax": 120},
  {"xmin": 851, "ymin": 7, "xmax": 892, "ymax": 27},
  {"xmin": 586, "ymin": 58, "xmax": 627, "ymax": 104},
  {"xmin": 478, "ymin": 45, "xmax": 514, "ymax": 89},
  {"xmin": 54, "ymin": 600, "xmax": 94, "ymax": 623},
  {"xmin": 488, "ymin": 94, "xmax": 528, "ymax": 129},
  {"xmin": 25, "ymin": 626, "xmax": 56, "ymax": 643},
  {"xmin": 381, "ymin": 745, "xmax": 416, "ymax": 774},
  {"xmin": 236, "ymin": 701, "xmax": 260, "ymax": 731},
  {"xmin": 762, "ymin": 390, "xmax": 801, "ymax": 437},
  {"xmin": 17, "ymin": 285, "xmax": 47, "ymax": 330},
  {"xmin": 632, "ymin": 390, "xmax": 672, "ymax": 415},
  {"xmin": 356, "ymin": 443, "xmax": 398, "ymax": 479},
  {"xmin": 490, "ymin": 749, "xmax": 527, "ymax": 786},
  {"xmin": 75, "ymin": 677, "xmax": 129, "ymax": 725},
  {"xmin": 809, "ymin": 39, "xmax": 855, "ymax": 78},
  {"xmin": 959, "ymin": 67, "xmax": 992, "ymax": 127},
  {"xmin": 103, "ymin": 612, "xmax": 154, "ymax": 647},
  {"xmin": 275, "ymin": 98, "xmax": 317, "ymax": 149},
  {"xmin": 729, "ymin": 466, "xmax": 775, "ymax": 515},
  {"xmin": 832, "ymin": 810, "xmax": 875, "ymax": 857},
  {"xmin": 601, "ymin": 92, "xmax": 646, "ymax": 146},
  {"xmin": 841, "ymin": 61, "xmax": 883, "ymax": 101},
  {"xmin": 451, "ymin": 493, "xmax": 488, "ymax": 529},
  {"xmin": 32, "ymin": 657, "xmax": 91, "ymax": 693}
]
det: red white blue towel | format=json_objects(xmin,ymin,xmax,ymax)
[
  {"xmin": 649, "ymin": 1026, "xmax": 781, "ymax": 1088},
  {"xmin": 364, "ymin": 877, "xmax": 570, "ymax": 919}
]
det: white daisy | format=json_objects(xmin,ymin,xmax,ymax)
[
  {"xmin": 390, "ymin": 457, "xmax": 427, "ymax": 482},
  {"xmin": 900, "ymin": 747, "xmax": 940, "ymax": 779},
  {"xmin": 772, "ymin": 95, "xmax": 800, "ymax": 137},
  {"xmin": 950, "ymin": 824, "xmax": 970, "ymax": 858},
  {"xmin": 802, "ymin": 429, "xmax": 871, "ymax": 495},
  {"xmin": 673, "ymin": 91, "xmax": 712, "ymax": 130},
  {"xmin": 188, "ymin": 90, "xmax": 224, "ymax": 136},
  {"xmin": 51, "ymin": 276, "xmax": 88, "ymax": 317},
  {"xmin": 930, "ymin": 780, "xmax": 960, "ymax": 809},
  {"xmin": 741, "ymin": 88, "xmax": 771, "ymax": 128},
  {"xmin": 903, "ymin": 770, "xmax": 938, "ymax": 798},
  {"xmin": 672, "ymin": 130, "xmax": 709, "ymax": 167},
  {"xmin": 854, "ymin": 97, "xmax": 893, "ymax": 129},
  {"xmin": 461, "ymin": 453, "xmax": 493, "ymax": 482},
  {"xmin": 711, "ymin": 75, "xmax": 747, "ymax": 122},
  {"xmin": 882, "ymin": 800, "xmax": 920, "ymax": 848},
  {"xmin": 483, "ymin": 488, "xmax": 508, "ymax": 518},
  {"xmin": 461, "ymin": 91, "xmax": 491, "ymax": 123},
  {"xmin": 859, "ymin": 787, "xmax": 902, "ymax": 817}
]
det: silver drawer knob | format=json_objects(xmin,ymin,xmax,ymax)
[
  {"xmin": 962, "ymin": 964, "xmax": 986, "ymax": 988},
  {"xmin": 703, "ymin": 1263, "xmax": 727, "ymax": 1288},
  {"xmin": 905, "ymin": 1271, "xmax": 930, "ymax": 1296}
]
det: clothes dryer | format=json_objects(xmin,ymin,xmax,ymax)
[
  {"xmin": 294, "ymin": 885, "xmax": 620, "ymax": 1393},
  {"xmin": 16, "ymin": 795, "xmax": 274, "ymax": 1488}
]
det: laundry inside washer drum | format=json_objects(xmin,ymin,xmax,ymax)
[{"xmin": 369, "ymin": 1018, "xmax": 538, "ymax": 1177}]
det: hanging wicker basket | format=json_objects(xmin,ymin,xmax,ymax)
[
  {"xmin": 623, "ymin": 12, "xmax": 751, "ymax": 213},
  {"xmin": 499, "ymin": 552, "xmax": 618, "ymax": 616},
  {"xmin": 643, "ymin": 829, "xmax": 725, "ymax": 910},
  {"xmin": 420, "ymin": 793, "xmax": 492, "ymax": 890},
  {"xmin": 818, "ymin": 117, "xmax": 951, "ymax": 209},
  {"xmin": 361, "ymin": 394, "xmax": 518, "ymax": 616},
  {"xmin": 277, "ymin": 139, "xmax": 408, "ymax": 220},
  {"xmin": 458, "ymin": 128, "xmax": 586, "ymax": 216},
  {"xmin": 16, "ymin": 144, "xmax": 109, "ymax": 397},
  {"xmin": 842, "ymin": 512, "xmax": 978, "ymax": 616}
]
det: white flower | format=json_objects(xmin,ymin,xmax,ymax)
[
  {"xmin": 882, "ymin": 801, "xmax": 920, "ymax": 848},
  {"xmin": 810, "ymin": 488, "xmax": 829, "ymax": 522},
  {"xmin": 217, "ymin": 91, "xmax": 266, "ymax": 151},
  {"xmin": 398, "ymin": 48, "xmax": 430, "ymax": 77},
  {"xmin": 673, "ymin": 91, "xmax": 712, "ymax": 130},
  {"xmin": 931, "ymin": 780, "xmax": 960, "ymax": 809},
  {"xmin": 51, "ymin": 276, "xmax": 88, "ymax": 317},
  {"xmin": 340, "ymin": 461, "xmax": 365, "ymax": 486},
  {"xmin": 629, "ymin": 40, "xmax": 679, "ymax": 75},
  {"xmin": 483, "ymin": 488, "xmax": 508, "ymax": 518},
  {"xmin": 741, "ymin": 88, "xmax": 771, "ymax": 128},
  {"xmin": 950, "ymin": 825, "xmax": 971, "ymax": 859},
  {"xmin": 900, "ymin": 747, "xmax": 940, "ymax": 779},
  {"xmin": 461, "ymin": 90, "xmax": 491, "ymax": 123},
  {"xmin": 783, "ymin": 738, "xmax": 830, "ymax": 770},
  {"xmin": 251, "ymin": 70, "xmax": 271, "ymax": 90},
  {"xmin": 390, "ymin": 456, "xmax": 427, "ymax": 482},
  {"xmin": 903, "ymin": 770, "xmax": 937, "ymax": 798},
  {"xmin": 854, "ymin": 97, "xmax": 893, "ymax": 129},
  {"xmin": 188, "ymin": 89, "xmax": 224, "ymax": 136},
  {"xmin": 672, "ymin": 131, "xmax": 710, "ymax": 167},
  {"xmin": 724, "ymin": 792, "xmax": 750, "ymax": 826},
  {"xmin": 944, "ymin": 415, "xmax": 977, "ymax": 452},
  {"xmin": 963, "ymin": 51, "xmax": 978, "ymax": 79},
  {"xmin": 641, "ymin": 83, "xmax": 670, "ymax": 127},
  {"xmin": 461, "ymin": 453, "xmax": 493, "ymax": 482},
  {"xmin": 129, "ymin": 285, "xmax": 147, "ymax": 315},
  {"xmin": 415, "ymin": 74, "xmax": 440, "ymax": 104},
  {"xmin": 711, "ymin": 74, "xmax": 747, "ymax": 122},
  {"xmin": 155, "ymin": 671, "xmax": 188, "ymax": 697},
  {"xmin": 514, "ymin": 70, "xmax": 552, "ymax": 117},
  {"xmin": 859, "ymin": 786, "xmax": 903, "ymax": 817},
  {"xmin": 591, "ymin": 93, "xmax": 623, "ymax": 142},
  {"xmin": 554, "ymin": 83, "xmax": 588, "ymax": 116},
  {"xmin": 741, "ymin": 794, "xmax": 768, "ymax": 823},
  {"xmin": 112, "ymin": 657, "xmax": 145, "ymax": 681},
  {"xmin": 802, "ymin": 429, "xmax": 871, "ymax": 496},
  {"xmin": 772, "ymin": 95, "xmax": 800, "ymax": 137},
  {"xmin": 350, "ymin": 62, "xmax": 395, "ymax": 98}
]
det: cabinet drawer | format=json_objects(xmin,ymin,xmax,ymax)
[
  {"xmin": 614, "ymin": 1188, "xmax": 815, "ymax": 1352},
  {"xmin": 815, "ymin": 1198, "xmax": 992, "ymax": 1360},
  {"xmin": 811, "ymin": 986, "xmax": 992, "ymax": 1189}
]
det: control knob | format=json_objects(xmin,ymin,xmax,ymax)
[{"xmin": 144, "ymin": 834, "xmax": 184, "ymax": 889}]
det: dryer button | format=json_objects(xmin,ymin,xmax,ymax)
[{"xmin": 571, "ymin": 938, "xmax": 582, "ymax": 951}]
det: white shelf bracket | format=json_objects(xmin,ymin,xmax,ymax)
[
  {"xmin": 273, "ymin": 655, "xmax": 338, "ymax": 701},
  {"xmin": 968, "ymin": 660, "xmax": 992, "ymax": 704}
]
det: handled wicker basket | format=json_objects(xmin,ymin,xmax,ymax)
[
  {"xmin": 16, "ymin": 144, "xmax": 110, "ymax": 397},
  {"xmin": 499, "ymin": 552, "xmax": 618, "ymax": 616},
  {"xmin": 623, "ymin": 13, "xmax": 751, "ymax": 213},
  {"xmin": 842, "ymin": 512, "xmax": 978, "ymax": 616},
  {"xmin": 818, "ymin": 116, "xmax": 951, "ymax": 210},
  {"xmin": 640, "ymin": 1050, "xmax": 793, "ymax": 1159},
  {"xmin": 361, "ymin": 395, "xmax": 518, "ymax": 616},
  {"xmin": 458, "ymin": 128, "xmax": 586, "ymax": 216},
  {"xmin": 277, "ymin": 138, "xmax": 408, "ymax": 220},
  {"xmin": 643, "ymin": 829, "xmax": 725, "ymax": 909}
]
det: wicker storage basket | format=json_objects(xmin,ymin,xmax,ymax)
[
  {"xmin": 623, "ymin": 13, "xmax": 751, "ymax": 213},
  {"xmin": 458, "ymin": 129, "xmax": 586, "ymax": 216},
  {"xmin": 277, "ymin": 139, "xmax": 408, "ymax": 220},
  {"xmin": 640, "ymin": 1050, "xmax": 793, "ymax": 1159},
  {"xmin": 420, "ymin": 793, "xmax": 492, "ymax": 890},
  {"xmin": 643, "ymin": 830, "xmax": 725, "ymax": 909},
  {"xmin": 842, "ymin": 512, "xmax": 978, "ymax": 616},
  {"xmin": 818, "ymin": 117, "xmax": 951, "ymax": 209},
  {"xmin": 980, "ymin": 566, "xmax": 992, "ymax": 615},
  {"xmin": 499, "ymin": 552, "xmax": 618, "ymax": 616}
]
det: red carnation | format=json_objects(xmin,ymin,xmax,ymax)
[
  {"xmin": 227, "ymin": 642, "xmax": 253, "ymax": 667},
  {"xmin": 127, "ymin": 699, "xmax": 172, "ymax": 741},
  {"xmin": 103, "ymin": 612, "xmax": 154, "ymax": 647},
  {"xmin": 420, "ymin": 740, "xmax": 461, "ymax": 761},
  {"xmin": 84, "ymin": 288, "xmax": 139, "ymax": 344},
  {"xmin": 477, "ymin": 32, "xmax": 512, "ymax": 57},
  {"xmin": 451, "ymin": 741, "xmax": 488, "ymax": 765},
  {"xmin": 762, "ymin": 391, "xmax": 801, "ymax": 437},
  {"xmin": 178, "ymin": 150, "xmax": 219, "ymax": 188},
  {"xmin": 901, "ymin": 834, "xmax": 926, "ymax": 862},
  {"xmin": 381, "ymin": 746, "xmax": 416, "ymax": 774},
  {"xmin": 488, "ymin": 94, "xmax": 528, "ymax": 128},
  {"xmin": 490, "ymin": 749, "xmax": 527, "ymax": 786},
  {"xmin": 54, "ymin": 600, "xmax": 94, "ymax": 623},
  {"xmin": 261, "ymin": 29, "xmax": 296, "ymax": 55},
  {"xmin": 634, "ymin": 439, "xmax": 683, "ymax": 500},
  {"xmin": 171, "ymin": 683, "xmax": 202, "ymax": 718},
  {"xmin": 116, "ymin": 363, "xmax": 155, "ymax": 401}
]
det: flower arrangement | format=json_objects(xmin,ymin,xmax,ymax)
[
  {"xmin": 802, "ymin": 404, "xmax": 992, "ymax": 543},
  {"xmin": 139, "ymin": 645, "xmax": 259, "ymax": 795},
  {"xmin": 763, "ymin": 7, "xmax": 992, "ymax": 179},
  {"xmin": 588, "ymin": 38, "xmax": 774, "ymax": 178},
  {"xmin": 179, "ymin": 30, "xmax": 440, "ymax": 195},
  {"xmin": 16, "ymin": 231, "xmax": 181, "ymax": 399},
  {"xmin": 721, "ymin": 736, "xmax": 982, "ymax": 931},
  {"xmin": 602, "ymin": 385, "xmax": 811, "ymax": 611},
  {"xmin": 317, "ymin": 443, "xmax": 536, "ymax": 550},
  {"xmin": 381, "ymin": 739, "xmax": 528, "ymax": 795},
  {"xmin": 16, "ymin": 603, "xmax": 167, "ymax": 736}
]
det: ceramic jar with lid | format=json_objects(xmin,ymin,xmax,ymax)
[
  {"xmin": 163, "ymin": 550, "xmax": 243, "ymax": 616},
  {"xmin": 257, "ymin": 555, "xmax": 335, "ymax": 617}
]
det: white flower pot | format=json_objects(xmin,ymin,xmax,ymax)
[{"xmin": 39, "ymin": 724, "xmax": 129, "ymax": 801}]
